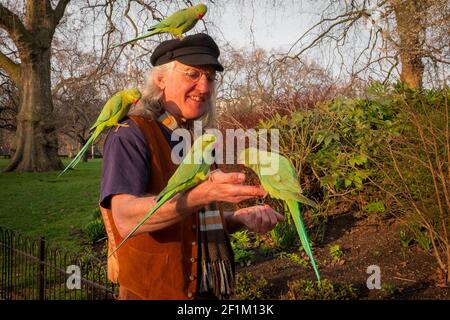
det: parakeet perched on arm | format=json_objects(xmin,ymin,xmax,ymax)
[
  {"xmin": 110, "ymin": 133, "xmax": 217, "ymax": 256},
  {"xmin": 111, "ymin": 3, "xmax": 207, "ymax": 48},
  {"xmin": 239, "ymin": 147, "xmax": 321, "ymax": 282},
  {"xmin": 58, "ymin": 88, "xmax": 141, "ymax": 177}
]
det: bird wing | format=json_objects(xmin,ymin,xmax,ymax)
[
  {"xmin": 157, "ymin": 162, "xmax": 207, "ymax": 199},
  {"xmin": 260, "ymin": 155, "xmax": 317, "ymax": 208},
  {"xmin": 89, "ymin": 94, "xmax": 122, "ymax": 132},
  {"xmin": 150, "ymin": 9, "xmax": 191, "ymax": 30}
]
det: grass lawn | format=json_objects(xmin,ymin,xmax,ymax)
[{"xmin": 0, "ymin": 158, "xmax": 103, "ymax": 252}]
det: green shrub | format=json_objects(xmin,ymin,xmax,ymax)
[
  {"xmin": 284, "ymin": 279, "xmax": 357, "ymax": 300},
  {"xmin": 84, "ymin": 208, "xmax": 106, "ymax": 244},
  {"xmin": 373, "ymin": 85, "xmax": 449, "ymax": 284},
  {"xmin": 258, "ymin": 81, "xmax": 403, "ymax": 219},
  {"xmin": 234, "ymin": 272, "xmax": 271, "ymax": 300},
  {"xmin": 269, "ymin": 210, "xmax": 298, "ymax": 248},
  {"xmin": 329, "ymin": 244, "xmax": 344, "ymax": 265},
  {"xmin": 230, "ymin": 230, "xmax": 256, "ymax": 266},
  {"xmin": 276, "ymin": 252, "xmax": 308, "ymax": 267}
]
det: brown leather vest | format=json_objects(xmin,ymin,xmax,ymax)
[{"xmin": 100, "ymin": 115, "xmax": 199, "ymax": 300}]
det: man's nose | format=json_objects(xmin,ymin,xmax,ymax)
[{"xmin": 195, "ymin": 75, "xmax": 211, "ymax": 92}]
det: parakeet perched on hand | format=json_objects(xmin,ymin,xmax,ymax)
[
  {"xmin": 111, "ymin": 3, "xmax": 207, "ymax": 48},
  {"xmin": 239, "ymin": 147, "xmax": 321, "ymax": 281},
  {"xmin": 110, "ymin": 133, "xmax": 217, "ymax": 256},
  {"xmin": 58, "ymin": 88, "xmax": 141, "ymax": 177}
]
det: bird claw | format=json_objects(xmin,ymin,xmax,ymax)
[
  {"xmin": 114, "ymin": 122, "xmax": 130, "ymax": 132},
  {"xmin": 256, "ymin": 194, "xmax": 268, "ymax": 205}
]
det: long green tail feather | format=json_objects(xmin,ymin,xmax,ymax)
[
  {"xmin": 286, "ymin": 199, "xmax": 321, "ymax": 282},
  {"xmin": 108, "ymin": 190, "xmax": 176, "ymax": 257},
  {"xmin": 110, "ymin": 30, "xmax": 158, "ymax": 49},
  {"xmin": 58, "ymin": 131, "xmax": 99, "ymax": 178}
]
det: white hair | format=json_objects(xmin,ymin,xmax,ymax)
[{"xmin": 128, "ymin": 61, "xmax": 217, "ymax": 128}]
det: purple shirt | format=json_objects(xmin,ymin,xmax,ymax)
[{"xmin": 99, "ymin": 117, "xmax": 180, "ymax": 209}]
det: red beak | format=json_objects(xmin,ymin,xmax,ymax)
[
  {"xmin": 133, "ymin": 98, "xmax": 139, "ymax": 104},
  {"xmin": 198, "ymin": 13, "xmax": 204, "ymax": 19}
]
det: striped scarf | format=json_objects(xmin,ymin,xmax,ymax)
[{"xmin": 198, "ymin": 202, "xmax": 235, "ymax": 299}]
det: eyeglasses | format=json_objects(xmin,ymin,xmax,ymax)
[{"xmin": 174, "ymin": 68, "xmax": 218, "ymax": 83}]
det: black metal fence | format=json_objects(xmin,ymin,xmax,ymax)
[{"xmin": 0, "ymin": 226, "xmax": 117, "ymax": 300}]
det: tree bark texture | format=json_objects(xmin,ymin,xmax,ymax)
[
  {"xmin": 0, "ymin": 0, "xmax": 70, "ymax": 172},
  {"xmin": 391, "ymin": 0, "xmax": 426, "ymax": 89}
]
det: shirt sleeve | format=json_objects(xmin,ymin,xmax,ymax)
[{"xmin": 99, "ymin": 123, "xmax": 151, "ymax": 209}]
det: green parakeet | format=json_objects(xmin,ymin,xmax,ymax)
[
  {"xmin": 111, "ymin": 3, "xmax": 207, "ymax": 48},
  {"xmin": 110, "ymin": 133, "xmax": 217, "ymax": 256},
  {"xmin": 239, "ymin": 147, "xmax": 321, "ymax": 282},
  {"xmin": 58, "ymin": 88, "xmax": 141, "ymax": 177}
]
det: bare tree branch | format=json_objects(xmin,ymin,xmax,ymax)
[
  {"xmin": 0, "ymin": 3, "xmax": 29, "ymax": 41},
  {"xmin": 0, "ymin": 50, "xmax": 20, "ymax": 84},
  {"xmin": 52, "ymin": 0, "xmax": 72, "ymax": 28}
]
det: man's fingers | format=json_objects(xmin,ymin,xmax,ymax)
[
  {"xmin": 210, "ymin": 170, "xmax": 245, "ymax": 184},
  {"xmin": 260, "ymin": 210, "xmax": 271, "ymax": 234}
]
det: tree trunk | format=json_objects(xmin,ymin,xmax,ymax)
[
  {"xmin": 4, "ymin": 47, "xmax": 63, "ymax": 172},
  {"xmin": 0, "ymin": 0, "xmax": 70, "ymax": 172},
  {"xmin": 392, "ymin": 0, "xmax": 425, "ymax": 89}
]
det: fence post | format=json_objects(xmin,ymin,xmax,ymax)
[
  {"xmin": 38, "ymin": 237, "xmax": 45, "ymax": 300},
  {"xmin": 6, "ymin": 230, "xmax": 13, "ymax": 300}
]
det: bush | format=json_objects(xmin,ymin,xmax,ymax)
[
  {"xmin": 284, "ymin": 279, "xmax": 357, "ymax": 300},
  {"xmin": 258, "ymin": 82, "xmax": 449, "ymax": 285},
  {"xmin": 257, "ymin": 82, "xmax": 403, "ymax": 230},
  {"xmin": 234, "ymin": 272, "xmax": 271, "ymax": 300},
  {"xmin": 372, "ymin": 85, "xmax": 450, "ymax": 284},
  {"xmin": 84, "ymin": 208, "xmax": 106, "ymax": 244},
  {"xmin": 230, "ymin": 230, "xmax": 256, "ymax": 266}
]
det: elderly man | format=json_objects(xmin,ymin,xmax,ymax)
[{"xmin": 99, "ymin": 33, "xmax": 284, "ymax": 300}]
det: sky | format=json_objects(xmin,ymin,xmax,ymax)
[{"xmin": 212, "ymin": 1, "xmax": 318, "ymax": 52}]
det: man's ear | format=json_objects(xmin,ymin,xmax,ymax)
[{"xmin": 154, "ymin": 73, "xmax": 166, "ymax": 90}]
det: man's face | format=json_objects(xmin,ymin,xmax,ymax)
[{"xmin": 158, "ymin": 61, "xmax": 216, "ymax": 121}]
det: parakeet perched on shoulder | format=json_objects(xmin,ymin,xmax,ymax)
[
  {"xmin": 58, "ymin": 88, "xmax": 141, "ymax": 177},
  {"xmin": 239, "ymin": 147, "xmax": 321, "ymax": 282},
  {"xmin": 111, "ymin": 3, "xmax": 207, "ymax": 48}
]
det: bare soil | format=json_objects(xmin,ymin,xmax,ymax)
[{"xmin": 235, "ymin": 214, "xmax": 450, "ymax": 300}]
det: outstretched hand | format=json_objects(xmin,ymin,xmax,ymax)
[{"xmin": 232, "ymin": 204, "xmax": 285, "ymax": 234}]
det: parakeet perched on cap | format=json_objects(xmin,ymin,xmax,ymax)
[{"xmin": 111, "ymin": 3, "xmax": 207, "ymax": 48}]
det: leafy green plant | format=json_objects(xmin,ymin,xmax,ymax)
[
  {"xmin": 276, "ymin": 252, "xmax": 308, "ymax": 267},
  {"xmin": 329, "ymin": 244, "xmax": 344, "ymax": 265},
  {"xmin": 284, "ymin": 279, "xmax": 357, "ymax": 300},
  {"xmin": 258, "ymin": 244, "xmax": 277, "ymax": 256},
  {"xmin": 362, "ymin": 201, "xmax": 385, "ymax": 215},
  {"xmin": 373, "ymin": 85, "xmax": 450, "ymax": 285},
  {"xmin": 230, "ymin": 230, "xmax": 252, "ymax": 248},
  {"xmin": 83, "ymin": 208, "xmax": 106, "ymax": 244},
  {"xmin": 410, "ymin": 224, "xmax": 432, "ymax": 252},
  {"xmin": 258, "ymin": 82, "xmax": 402, "ymax": 222},
  {"xmin": 232, "ymin": 246, "xmax": 255, "ymax": 266},
  {"xmin": 399, "ymin": 230, "xmax": 414, "ymax": 248},
  {"xmin": 381, "ymin": 283, "xmax": 397, "ymax": 296},
  {"xmin": 234, "ymin": 272, "xmax": 271, "ymax": 300},
  {"xmin": 269, "ymin": 212, "xmax": 297, "ymax": 249},
  {"xmin": 230, "ymin": 230, "xmax": 255, "ymax": 266}
]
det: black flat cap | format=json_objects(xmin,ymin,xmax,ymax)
[{"xmin": 150, "ymin": 33, "xmax": 224, "ymax": 72}]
